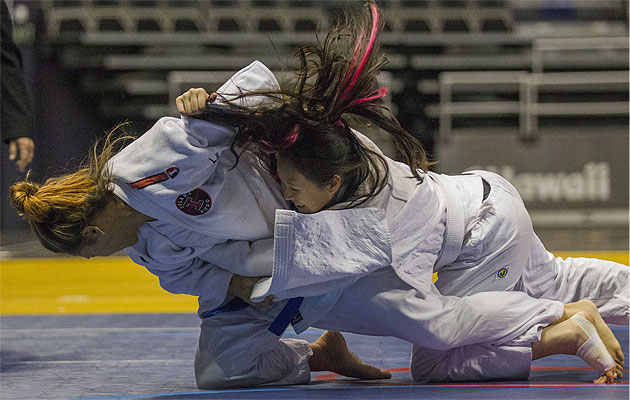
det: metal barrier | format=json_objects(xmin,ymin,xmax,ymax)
[
  {"xmin": 532, "ymin": 37, "xmax": 629, "ymax": 73},
  {"xmin": 437, "ymin": 67, "xmax": 628, "ymax": 228},
  {"xmin": 522, "ymin": 71, "xmax": 629, "ymax": 140},
  {"xmin": 41, "ymin": 0, "xmax": 520, "ymax": 42},
  {"xmin": 439, "ymin": 70, "xmax": 629, "ymax": 140},
  {"xmin": 438, "ymin": 71, "xmax": 528, "ymax": 141}
]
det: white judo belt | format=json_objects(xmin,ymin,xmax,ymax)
[{"xmin": 429, "ymin": 173, "xmax": 465, "ymax": 269}]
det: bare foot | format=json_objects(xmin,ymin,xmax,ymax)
[
  {"xmin": 533, "ymin": 311, "xmax": 616, "ymax": 383},
  {"xmin": 308, "ymin": 331, "xmax": 392, "ymax": 380},
  {"xmin": 532, "ymin": 319, "xmax": 581, "ymax": 359},
  {"xmin": 566, "ymin": 300, "xmax": 624, "ymax": 378},
  {"xmin": 570, "ymin": 312, "xmax": 617, "ymax": 383}
]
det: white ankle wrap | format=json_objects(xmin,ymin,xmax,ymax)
[{"xmin": 571, "ymin": 313, "xmax": 615, "ymax": 374}]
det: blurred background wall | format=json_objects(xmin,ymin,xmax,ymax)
[{"xmin": 1, "ymin": 0, "xmax": 628, "ymax": 247}]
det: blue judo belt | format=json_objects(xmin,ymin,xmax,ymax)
[{"xmin": 201, "ymin": 297, "xmax": 304, "ymax": 336}]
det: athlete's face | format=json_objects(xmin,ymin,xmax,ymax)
[
  {"xmin": 77, "ymin": 225, "xmax": 138, "ymax": 258},
  {"xmin": 276, "ymin": 155, "xmax": 341, "ymax": 214},
  {"xmin": 76, "ymin": 197, "xmax": 146, "ymax": 258}
]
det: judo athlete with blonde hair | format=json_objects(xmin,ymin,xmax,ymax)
[{"xmin": 11, "ymin": 59, "xmax": 624, "ymax": 388}]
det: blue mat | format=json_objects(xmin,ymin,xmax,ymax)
[{"xmin": 1, "ymin": 314, "xmax": 627, "ymax": 400}]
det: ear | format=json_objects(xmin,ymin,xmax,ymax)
[
  {"xmin": 326, "ymin": 175, "xmax": 342, "ymax": 195},
  {"xmin": 81, "ymin": 225, "xmax": 105, "ymax": 243}
]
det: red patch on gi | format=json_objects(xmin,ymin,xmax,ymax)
[
  {"xmin": 176, "ymin": 188, "xmax": 212, "ymax": 216},
  {"xmin": 130, "ymin": 166, "xmax": 179, "ymax": 189}
]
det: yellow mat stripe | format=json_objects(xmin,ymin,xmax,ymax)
[
  {"xmin": 1, "ymin": 257, "xmax": 197, "ymax": 315},
  {"xmin": 554, "ymin": 251, "xmax": 629, "ymax": 265},
  {"xmin": 1, "ymin": 251, "xmax": 628, "ymax": 315}
]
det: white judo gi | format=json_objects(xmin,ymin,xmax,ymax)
[
  {"xmin": 109, "ymin": 61, "xmax": 285, "ymax": 314},
  {"xmin": 252, "ymin": 130, "xmax": 628, "ymax": 383},
  {"xmin": 106, "ymin": 61, "xmax": 627, "ymax": 388}
]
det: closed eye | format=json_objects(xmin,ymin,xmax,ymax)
[{"xmin": 280, "ymin": 180, "xmax": 300, "ymax": 194}]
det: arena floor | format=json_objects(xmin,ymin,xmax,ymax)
[{"xmin": 1, "ymin": 229, "xmax": 628, "ymax": 400}]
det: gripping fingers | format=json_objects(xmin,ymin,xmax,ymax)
[
  {"xmin": 176, "ymin": 95, "xmax": 193, "ymax": 114},
  {"xmin": 176, "ymin": 96, "xmax": 185, "ymax": 114},
  {"xmin": 192, "ymin": 88, "xmax": 209, "ymax": 112},
  {"xmin": 176, "ymin": 88, "xmax": 210, "ymax": 115}
]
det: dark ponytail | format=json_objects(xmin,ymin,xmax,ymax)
[
  {"xmin": 284, "ymin": 2, "xmax": 429, "ymax": 180},
  {"xmin": 194, "ymin": 2, "xmax": 430, "ymax": 206}
]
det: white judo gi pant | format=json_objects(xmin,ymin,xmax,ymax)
[
  {"xmin": 414, "ymin": 171, "xmax": 629, "ymax": 382},
  {"xmin": 434, "ymin": 171, "xmax": 629, "ymax": 325},
  {"xmin": 195, "ymin": 267, "xmax": 563, "ymax": 389},
  {"xmin": 436, "ymin": 171, "xmax": 630, "ymax": 325}
]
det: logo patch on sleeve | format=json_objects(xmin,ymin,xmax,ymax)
[
  {"xmin": 130, "ymin": 166, "xmax": 179, "ymax": 189},
  {"xmin": 497, "ymin": 267, "xmax": 508, "ymax": 278},
  {"xmin": 176, "ymin": 188, "xmax": 212, "ymax": 215}
]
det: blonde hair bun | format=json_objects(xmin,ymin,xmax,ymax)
[{"xmin": 9, "ymin": 179, "xmax": 43, "ymax": 220}]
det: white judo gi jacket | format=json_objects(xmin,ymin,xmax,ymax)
[
  {"xmin": 108, "ymin": 61, "xmax": 287, "ymax": 314},
  {"xmin": 251, "ymin": 130, "xmax": 490, "ymax": 303},
  {"xmin": 251, "ymin": 130, "xmax": 627, "ymax": 326}
]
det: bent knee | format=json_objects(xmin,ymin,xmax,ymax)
[
  {"xmin": 195, "ymin": 355, "xmax": 266, "ymax": 389},
  {"xmin": 195, "ymin": 361, "xmax": 229, "ymax": 389},
  {"xmin": 410, "ymin": 363, "xmax": 434, "ymax": 383},
  {"xmin": 194, "ymin": 351, "xmax": 246, "ymax": 389}
]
